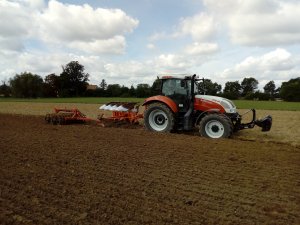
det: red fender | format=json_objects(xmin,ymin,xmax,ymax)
[{"xmin": 142, "ymin": 95, "xmax": 178, "ymax": 113}]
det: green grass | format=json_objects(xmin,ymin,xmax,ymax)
[
  {"xmin": 233, "ymin": 100, "xmax": 300, "ymax": 111},
  {"xmin": 0, "ymin": 97, "xmax": 299, "ymax": 111}
]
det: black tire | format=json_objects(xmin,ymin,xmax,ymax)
[
  {"xmin": 199, "ymin": 114, "xmax": 233, "ymax": 138},
  {"xmin": 51, "ymin": 116, "xmax": 58, "ymax": 125},
  {"xmin": 219, "ymin": 114, "xmax": 234, "ymax": 135},
  {"xmin": 144, "ymin": 103, "xmax": 175, "ymax": 132},
  {"xmin": 58, "ymin": 115, "xmax": 65, "ymax": 125},
  {"xmin": 45, "ymin": 114, "xmax": 51, "ymax": 123}
]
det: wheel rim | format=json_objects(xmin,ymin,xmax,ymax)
[
  {"xmin": 205, "ymin": 120, "xmax": 225, "ymax": 138},
  {"xmin": 148, "ymin": 109, "xmax": 168, "ymax": 131}
]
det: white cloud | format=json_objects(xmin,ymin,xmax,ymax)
[
  {"xmin": 104, "ymin": 61, "xmax": 148, "ymax": 78},
  {"xmin": 0, "ymin": 50, "xmax": 110, "ymax": 84},
  {"xmin": 103, "ymin": 61, "xmax": 158, "ymax": 85},
  {"xmin": 0, "ymin": 0, "xmax": 299, "ymax": 88},
  {"xmin": 0, "ymin": 0, "xmax": 138, "ymax": 55},
  {"xmin": 176, "ymin": 12, "xmax": 216, "ymax": 42},
  {"xmin": 38, "ymin": 0, "xmax": 138, "ymax": 53},
  {"xmin": 204, "ymin": 0, "xmax": 300, "ymax": 46},
  {"xmin": 184, "ymin": 42, "xmax": 218, "ymax": 55},
  {"xmin": 103, "ymin": 55, "xmax": 196, "ymax": 84},
  {"xmin": 147, "ymin": 43, "xmax": 156, "ymax": 50},
  {"xmin": 0, "ymin": 0, "xmax": 32, "ymax": 52},
  {"xmin": 150, "ymin": 12, "xmax": 217, "ymax": 43},
  {"xmin": 25, "ymin": 0, "xmax": 45, "ymax": 10},
  {"xmin": 69, "ymin": 36, "xmax": 126, "ymax": 54},
  {"xmin": 220, "ymin": 48, "xmax": 298, "ymax": 82},
  {"xmin": 152, "ymin": 54, "xmax": 194, "ymax": 71}
]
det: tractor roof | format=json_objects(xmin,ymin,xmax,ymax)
[{"xmin": 159, "ymin": 74, "xmax": 195, "ymax": 80}]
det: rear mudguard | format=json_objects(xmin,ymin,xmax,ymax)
[{"xmin": 142, "ymin": 95, "xmax": 178, "ymax": 113}]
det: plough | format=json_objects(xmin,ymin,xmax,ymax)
[
  {"xmin": 99, "ymin": 102, "xmax": 143, "ymax": 124},
  {"xmin": 45, "ymin": 102, "xmax": 143, "ymax": 125}
]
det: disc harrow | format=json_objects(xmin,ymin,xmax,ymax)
[{"xmin": 45, "ymin": 108, "xmax": 95, "ymax": 125}]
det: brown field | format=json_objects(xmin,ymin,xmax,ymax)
[
  {"xmin": 0, "ymin": 102, "xmax": 300, "ymax": 146},
  {"xmin": 0, "ymin": 103, "xmax": 300, "ymax": 224}
]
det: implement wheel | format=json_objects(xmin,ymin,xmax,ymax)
[
  {"xmin": 51, "ymin": 115, "xmax": 58, "ymax": 125},
  {"xmin": 199, "ymin": 114, "xmax": 233, "ymax": 138},
  {"xmin": 58, "ymin": 115, "xmax": 66, "ymax": 125},
  {"xmin": 144, "ymin": 103, "xmax": 175, "ymax": 132},
  {"xmin": 45, "ymin": 114, "xmax": 51, "ymax": 123}
]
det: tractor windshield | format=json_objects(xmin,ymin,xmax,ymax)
[
  {"xmin": 161, "ymin": 79, "xmax": 191, "ymax": 111},
  {"xmin": 162, "ymin": 79, "xmax": 190, "ymax": 97}
]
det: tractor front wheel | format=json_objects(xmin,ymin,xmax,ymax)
[
  {"xmin": 144, "ymin": 103, "xmax": 175, "ymax": 132},
  {"xmin": 199, "ymin": 114, "xmax": 233, "ymax": 138}
]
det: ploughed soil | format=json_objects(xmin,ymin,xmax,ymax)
[{"xmin": 0, "ymin": 114, "xmax": 299, "ymax": 225}]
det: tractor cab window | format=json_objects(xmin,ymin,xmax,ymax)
[
  {"xmin": 162, "ymin": 79, "xmax": 189, "ymax": 97},
  {"xmin": 162, "ymin": 79, "xmax": 191, "ymax": 110},
  {"xmin": 193, "ymin": 81, "xmax": 200, "ymax": 94}
]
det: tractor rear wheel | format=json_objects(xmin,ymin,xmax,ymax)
[
  {"xmin": 199, "ymin": 114, "xmax": 233, "ymax": 138},
  {"xmin": 144, "ymin": 103, "xmax": 175, "ymax": 132}
]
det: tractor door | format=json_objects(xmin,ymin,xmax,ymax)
[{"xmin": 161, "ymin": 79, "xmax": 191, "ymax": 112}]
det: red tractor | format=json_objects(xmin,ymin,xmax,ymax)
[{"xmin": 143, "ymin": 74, "xmax": 272, "ymax": 138}]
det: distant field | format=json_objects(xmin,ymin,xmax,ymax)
[
  {"xmin": 234, "ymin": 100, "xmax": 300, "ymax": 111},
  {"xmin": 0, "ymin": 97, "xmax": 143, "ymax": 104},
  {"xmin": 0, "ymin": 97, "xmax": 299, "ymax": 111}
]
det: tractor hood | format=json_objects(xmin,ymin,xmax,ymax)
[{"xmin": 195, "ymin": 95, "xmax": 237, "ymax": 113}]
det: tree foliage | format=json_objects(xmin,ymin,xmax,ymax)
[
  {"xmin": 241, "ymin": 77, "xmax": 258, "ymax": 97},
  {"xmin": 2, "ymin": 60, "xmax": 299, "ymax": 102},
  {"xmin": 59, "ymin": 61, "xmax": 89, "ymax": 97},
  {"xmin": 280, "ymin": 77, "xmax": 300, "ymax": 101},
  {"xmin": 198, "ymin": 79, "xmax": 222, "ymax": 95},
  {"xmin": 223, "ymin": 81, "xmax": 241, "ymax": 100},
  {"xmin": 99, "ymin": 79, "xmax": 107, "ymax": 90},
  {"xmin": 0, "ymin": 81, "xmax": 11, "ymax": 97},
  {"xmin": 151, "ymin": 78, "xmax": 161, "ymax": 96},
  {"xmin": 263, "ymin": 80, "xmax": 276, "ymax": 100},
  {"xmin": 136, "ymin": 84, "xmax": 151, "ymax": 98},
  {"xmin": 43, "ymin": 73, "xmax": 60, "ymax": 97},
  {"xmin": 106, "ymin": 84, "xmax": 122, "ymax": 97},
  {"xmin": 9, "ymin": 72, "xmax": 43, "ymax": 98}
]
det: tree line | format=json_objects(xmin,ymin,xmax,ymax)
[{"xmin": 0, "ymin": 61, "xmax": 299, "ymax": 101}]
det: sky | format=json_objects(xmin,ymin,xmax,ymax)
[{"xmin": 1, "ymin": 0, "xmax": 300, "ymax": 89}]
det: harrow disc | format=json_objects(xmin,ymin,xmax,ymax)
[{"xmin": 45, "ymin": 114, "xmax": 51, "ymax": 124}]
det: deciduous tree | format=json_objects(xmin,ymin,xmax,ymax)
[
  {"xmin": 0, "ymin": 81, "xmax": 11, "ymax": 97},
  {"xmin": 223, "ymin": 81, "xmax": 241, "ymax": 100},
  {"xmin": 99, "ymin": 79, "xmax": 107, "ymax": 90},
  {"xmin": 9, "ymin": 72, "xmax": 43, "ymax": 98},
  {"xmin": 241, "ymin": 77, "xmax": 258, "ymax": 97},
  {"xmin": 280, "ymin": 77, "xmax": 300, "ymax": 101},
  {"xmin": 198, "ymin": 79, "xmax": 222, "ymax": 95},
  {"xmin": 60, "ymin": 61, "xmax": 89, "ymax": 97},
  {"xmin": 263, "ymin": 80, "xmax": 276, "ymax": 99}
]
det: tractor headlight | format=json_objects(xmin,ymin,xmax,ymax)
[{"xmin": 221, "ymin": 100, "xmax": 236, "ymax": 113}]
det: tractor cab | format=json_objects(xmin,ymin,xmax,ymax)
[
  {"xmin": 160, "ymin": 75, "xmax": 197, "ymax": 112},
  {"xmin": 160, "ymin": 76, "xmax": 193, "ymax": 112}
]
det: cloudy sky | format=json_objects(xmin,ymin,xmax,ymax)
[{"xmin": 1, "ymin": 0, "xmax": 300, "ymax": 89}]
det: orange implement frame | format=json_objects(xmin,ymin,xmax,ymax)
[
  {"xmin": 106, "ymin": 111, "xmax": 143, "ymax": 123},
  {"xmin": 45, "ymin": 108, "xmax": 95, "ymax": 125}
]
